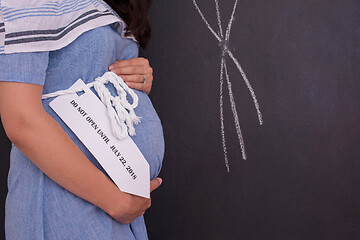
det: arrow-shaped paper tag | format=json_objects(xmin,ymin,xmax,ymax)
[{"xmin": 49, "ymin": 79, "xmax": 150, "ymax": 198}]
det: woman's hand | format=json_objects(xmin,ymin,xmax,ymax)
[
  {"xmin": 0, "ymin": 82, "xmax": 161, "ymax": 225},
  {"xmin": 109, "ymin": 57, "xmax": 153, "ymax": 94},
  {"xmin": 108, "ymin": 177, "xmax": 162, "ymax": 224}
]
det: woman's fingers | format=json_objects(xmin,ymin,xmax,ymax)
[
  {"xmin": 108, "ymin": 57, "xmax": 153, "ymax": 94},
  {"xmin": 125, "ymin": 81, "xmax": 151, "ymax": 95},
  {"xmin": 150, "ymin": 177, "xmax": 162, "ymax": 193},
  {"xmin": 120, "ymin": 74, "xmax": 152, "ymax": 83},
  {"xmin": 109, "ymin": 57, "xmax": 149, "ymax": 69},
  {"xmin": 119, "ymin": 74, "xmax": 152, "ymax": 94},
  {"xmin": 111, "ymin": 176, "xmax": 162, "ymax": 224},
  {"xmin": 110, "ymin": 193, "xmax": 152, "ymax": 224},
  {"xmin": 110, "ymin": 65, "xmax": 153, "ymax": 75},
  {"xmin": 109, "ymin": 58, "xmax": 152, "ymax": 75}
]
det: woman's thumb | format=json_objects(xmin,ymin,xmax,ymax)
[{"xmin": 150, "ymin": 177, "xmax": 162, "ymax": 193}]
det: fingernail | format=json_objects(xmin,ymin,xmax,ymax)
[
  {"xmin": 108, "ymin": 65, "xmax": 114, "ymax": 70},
  {"xmin": 158, "ymin": 178, "xmax": 162, "ymax": 185}
]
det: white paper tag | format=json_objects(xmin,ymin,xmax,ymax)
[{"xmin": 49, "ymin": 79, "xmax": 150, "ymax": 198}]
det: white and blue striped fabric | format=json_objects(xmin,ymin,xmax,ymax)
[{"xmin": 0, "ymin": 0, "xmax": 136, "ymax": 54}]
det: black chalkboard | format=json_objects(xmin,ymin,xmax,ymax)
[
  {"xmin": 141, "ymin": 0, "xmax": 360, "ymax": 239},
  {"xmin": 0, "ymin": 120, "xmax": 10, "ymax": 239},
  {"xmin": 1, "ymin": 0, "xmax": 360, "ymax": 239}
]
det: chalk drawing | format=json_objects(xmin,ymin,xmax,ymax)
[{"xmin": 193, "ymin": 0, "xmax": 263, "ymax": 171}]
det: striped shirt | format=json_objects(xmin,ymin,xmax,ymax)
[{"xmin": 0, "ymin": 0, "xmax": 136, "ymax": 54}]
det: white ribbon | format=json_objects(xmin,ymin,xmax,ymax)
[{"xmin": 42, "ymin": 71, "xmax": 140, "ymax": 139}]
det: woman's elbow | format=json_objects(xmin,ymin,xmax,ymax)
[
  {"xmin": 2, "ymin": 116, "xmax": 27, "ymax": 145},
  {"xmin": 1, "ymin": 110, "xmax": 43, "ymax": 146}
]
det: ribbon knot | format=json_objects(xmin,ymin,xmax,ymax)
[{"xmin": 42, "ymin": 71, "xmax": 141, "ymax": 140}]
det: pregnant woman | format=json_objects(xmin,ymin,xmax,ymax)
[{"xmin": 0, "ymin": 0, "xmax": 164, "ymax": 239}]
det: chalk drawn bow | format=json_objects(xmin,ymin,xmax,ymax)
[{"xmin": 192, "ymin": 0, "xmax": 263, "ymax": 172}]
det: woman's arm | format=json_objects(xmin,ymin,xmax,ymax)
[
  {"xmin": 109, "ymin": 57, "xmax": 153, "ymax": 94},
  {"xmin": 0, "ymin": 81, "xmax": 161, "ymax": 224}
]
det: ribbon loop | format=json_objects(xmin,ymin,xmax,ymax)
[{"xmin": 42, "ymin": 72, "xmax": 140, "ymax": 139}]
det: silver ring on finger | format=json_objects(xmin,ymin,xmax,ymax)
[{"xmin": 142, "ymin": 75, "xmax": 147, "ymax": 84}]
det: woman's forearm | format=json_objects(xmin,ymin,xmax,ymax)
[
  {"xmin": 0, "ymin": 82, "xmax": 158, "ymax": 224},
  {"xmin": 7, "ymin": 108, "xmax": 120, "ymax": 214}
]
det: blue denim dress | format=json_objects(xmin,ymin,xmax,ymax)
[{"xmin": 0, "ymin": 24, "xmax": 164, "ymax": 240}]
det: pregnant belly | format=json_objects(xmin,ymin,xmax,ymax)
[
  {"xmin": 131, "ymin": 119, "xmax": 164, "ymax": 179},
  {"xmin": 130, "ymin": 90, "xmax": 164, "ymax": 179},
  {"xmin": 44, "ymin": 86, "xmax": 164, "ymax": 181}
]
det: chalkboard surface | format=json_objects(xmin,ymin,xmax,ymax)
[
  {"xmin": 1, "ymin": 0, "xmax": 360, "ymax": 239},
  {"xmin": 0, "ymin": 119, "xmax": 10, "ymax": 239},
  {"xmin": 141, "ymin": 0, "xmax": 360, "ymax": 239}
]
